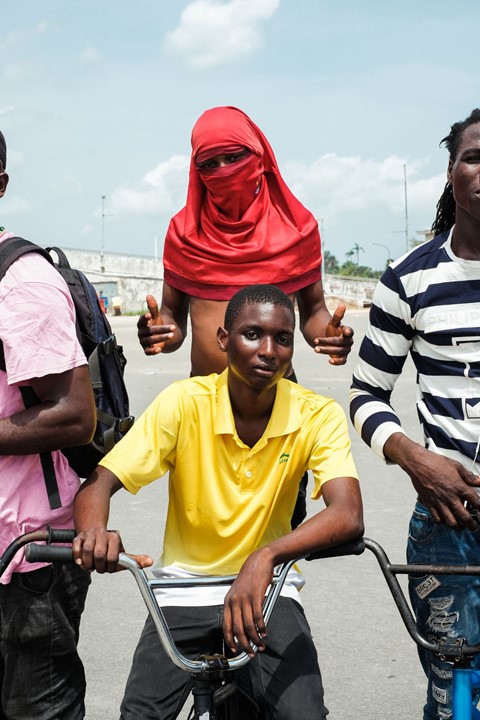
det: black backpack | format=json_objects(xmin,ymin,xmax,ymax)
[{"xmin": 0, "ymin": 237, "xmax": 134, "ymax": 509}]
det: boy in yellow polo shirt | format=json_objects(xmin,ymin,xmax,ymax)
[{"xmin": 73, "ymin": 284, "xmax": 363, "ymax": 720}]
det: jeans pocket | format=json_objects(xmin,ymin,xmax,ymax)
[
  {"xmin": 408, "ymin": 505, "xmax": 438, "ymax": 545},
  {"xmin": 18, "ymin": 565, "xmax": 54, "ymax": 594}
]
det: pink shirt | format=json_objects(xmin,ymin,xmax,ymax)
[{"xmin": 0, "ymin": 231, "xmax": 87, "ymax": 582}]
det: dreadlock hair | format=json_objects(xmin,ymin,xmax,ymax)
[
  {"xmin": 431, "ymin": 108, "xmax": 480, "ymax": 235},
  {"xmin": 224, "ymin": 284, "xmax": 295, "ymax": 331}
]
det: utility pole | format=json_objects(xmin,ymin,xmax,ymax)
[
  {"xmin": 392, "ymin": 164, "xmax": 410, "ymax": 256},
  {"xmin": 403, "ymin": 164, "xmax": 409, "ymax": 253},
  {"xmin": 101, "ymin": 195, "xmax": 106, "ymax": 273},
  {"xmin": 100, "ymin": 195, "xmax": 113, "ymax": 273}
]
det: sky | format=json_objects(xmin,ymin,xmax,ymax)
[{"xmin": 1, "ymin": 0, "xmax": 479, "ymax": 271}]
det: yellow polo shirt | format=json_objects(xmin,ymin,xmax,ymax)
[{"xmin": 100, "ymin": 370, "xmax": 358, "ymax": 576}]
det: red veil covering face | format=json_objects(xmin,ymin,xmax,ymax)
[{"xmin": 163, "ymin": 106, "xmax": 321, "ymax": 300}]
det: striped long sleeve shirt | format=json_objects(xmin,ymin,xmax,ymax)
[{"xmin": 350, "ymin": 228, "xmax": 480, "ymax": 470}]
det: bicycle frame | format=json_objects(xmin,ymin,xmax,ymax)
[
  {"xmin": 16, "ymin": 530, "xmax": 480, "ymax": 718},
  {"xmin": 116, "ymin": 554, "xmax": 301, "ymax": 719},
  {"xmin": 117, "ymin": 552, "xmax": 295, "ymax": 674},
  {"xmin": 22, "ymin": 530, "xmax": 364, "ymax": 720}
]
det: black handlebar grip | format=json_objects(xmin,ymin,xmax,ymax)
[
  {"xmin": 306, "ymin": 538, "xmax": 365, "ymax": 561},
  {"xmin": 48, "ymin": 528, "xmax": 76, "ymax": 544},
  {"xmin": 25, "ymin": 544, "xmax": 74, "ymax": 564}
]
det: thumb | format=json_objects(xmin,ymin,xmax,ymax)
[
  {"xmin": 146, "ymin": 294, "xmax": 159, "ymax": 321},
  {"xmin": 466, "ymin": 473, "xmax": 480, "ymax": 487},
  {"xmin": 127, "ymin": 554, "xmax": 154, "ymax": 569},
  {"xmin": 326, "ymin": 304, "xmax": 346, "ymax": 337}
]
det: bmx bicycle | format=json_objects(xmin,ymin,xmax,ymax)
[
  {"xmin": 7, "ymin": 528, "xmax": 480, "ymax": 718},
  {"xmin": 13, "ymin": 527, "xmax": 365, "ymax": 720}
]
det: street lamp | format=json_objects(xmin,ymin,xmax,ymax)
[{"xmin": 373, "ymin": 243, "xmax": 391, "ymax": 268}]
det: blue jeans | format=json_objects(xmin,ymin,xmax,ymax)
[
  {"xmin": 120, "ymin": 597, "xmax": 327, "ymax": 720},
  {"xmin": 0, "ymin": 563, "xmax": 91, "ymax": 720},
  {"xmin": 407, "ymin": 502, "xmax": 480, "ymax": 720}
]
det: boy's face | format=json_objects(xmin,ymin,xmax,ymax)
[{"xmin": 218, "ymin": 302, "xmax": 294, "ymax": 390}]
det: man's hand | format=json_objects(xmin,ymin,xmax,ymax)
[
  {"xmin": 385, "ymin": 435, "xmax": 480, "ymax": 530},
  {"xmin": 409, "ymin": 451, "xmax": 480, "ymax": 530},
  {"xmin": 313, "ymin": 304, "xmax": 354, "ymax": 365},
  {"xmin": 137, "ymin": 294, "xmax": 175, "ymax": 356},
  {"xmin": 72, "ymin": 528, "xmax": 153, "ymax": 574},
  {"xmin": 222, "ymin": 549, "xmax": 275, "ymax": 656}
]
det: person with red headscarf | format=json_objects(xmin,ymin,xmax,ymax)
[{"xmin": 138, "ymin": 106, "xmax": 353, "ymax": 378}]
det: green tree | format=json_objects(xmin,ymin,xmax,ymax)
[
  {"xmin": 345, "ymin": 243, "xmax": 365, "ymax": 267},
  {"xmin": 323, "ymin": 250, "xmax": 340, "ymax": 274}
]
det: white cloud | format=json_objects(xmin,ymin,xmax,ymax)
[
  {"xmin": 79, "ymin": 45, "xmax": 102, "ymax": 66},
  {"xmin": 109, "ymin": 155, "xmax": 189, "ymax": 217},
  {"xmin": 1, "ymin": 195, "xmax": 30, "ymax": 215},
  {"xmin": 164, "ymin": 0, "xmax": 280, "ymax": 68},
  {"xmin": 1, "ymin": 21, "xmax": 50, "ymax": 84},
  {"xmin": 283, "ymin": 154, "xmax": 446, "ymax": 224},
  {"xmin": 4, "ymin": 20, "xmax": 48, "ymax": 51},
  {"xmin": 107, "ymin": 150, "xmax": 447, "ymax": 241}
]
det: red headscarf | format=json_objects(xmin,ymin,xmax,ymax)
[{"xmin": 163, "ymin": 106, "xmax": 321, "ymax": 300}]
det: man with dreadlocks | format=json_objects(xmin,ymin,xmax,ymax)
[{"xmin": 350, "ymin": 108, "xmax": 480, "ymax": 719}]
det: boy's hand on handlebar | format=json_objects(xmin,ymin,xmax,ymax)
[
  {"xmin": 137, "ymin": 294, "xmax": 175, "ymax": 355},
  {"xmin": 222, "ymin": 549, "xmax": 274, "ymax": 657},
  {"xmin": 72, "ymin": 528, "xmax": 153, "ymax": 574}
]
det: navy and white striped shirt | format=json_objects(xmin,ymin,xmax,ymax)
[{"xmin": 350, "ymin": 228, "xmax": 480, "ymax": 469}]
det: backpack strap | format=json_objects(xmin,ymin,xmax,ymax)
[
  {"xmin": 0, "ymin": 236, "xmax": 53, "ymax": 280},
  {"xmin": 88, "ymin": 340, "xmax": 134, "ymax": 454},
  {"xmin": 0, "ymin": 237, "xmax": 54, "ymax": 371},
  {"xmin": 0, "ymin": 237, "xmax": 61, "ymax": 510},
  {"xmin": 19, "ymin": 386, "xmax": 62, "ymax": 510}
]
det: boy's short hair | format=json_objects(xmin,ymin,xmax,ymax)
[
  {"xmin": 0, "ymin": 131, "xmax": 6, "ymax": 170},
  {"xmin": 224, "ymin": 284, "xmax": 295, "ymax": 331}
]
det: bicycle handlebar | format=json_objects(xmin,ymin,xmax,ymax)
[
  {"xmin": 23, "ymin": 534, "xmax": 366, "ymax": 674},
  {"xmin": 363, "ymin": 537, "xmax": 480, "ymax": 660},
  {"xmin": 25, "ymin": 544, "xmax": 75, "ymax": 564},
  {"xmin": 0, "ymin": 527, "xmax": 75, "ymax": 578},
  {"xmin": 306, "ymin": 538, "xmax": 365, "ymax": 560},
  {"xmin": 23, "ymin": 532, "xmax": 480, "ymax": 664}
]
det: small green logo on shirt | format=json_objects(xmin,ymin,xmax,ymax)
[{"xmin": 279, "ymin": 453, "xmax": 289, "ymax": 464}]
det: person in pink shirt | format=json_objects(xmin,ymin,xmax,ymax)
[{"xmin": 0, "ymin": 130, "xmax": 96, "ymax": 720}]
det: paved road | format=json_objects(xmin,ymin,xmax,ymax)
[{"xmin": 80, "ymin": 309, "xmax": 427, "ymax": 719}]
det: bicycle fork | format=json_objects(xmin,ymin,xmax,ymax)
[
  {"xmin": 191, "ymin": 678, "xmax": 218, "ymax": 720},
  {"xmin": 190, "ymin": 655, "xmax": 232, "ymax": 720}
]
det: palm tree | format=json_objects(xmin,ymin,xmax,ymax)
[{"xmin": 345, "ymin": 243, "xmax": 364, "ymax": 267}]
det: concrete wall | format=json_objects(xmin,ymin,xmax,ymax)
[
  {"xmin": 53, "ymin": 247, "xmax": 164, "ymax": 314},
  {"xmin": 323, "ymin": 274, "xmax": 377, "ymax": 307},
  {"xmin": 51, "ymin": 247, "xmax": 378, "ymax": 314}
]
